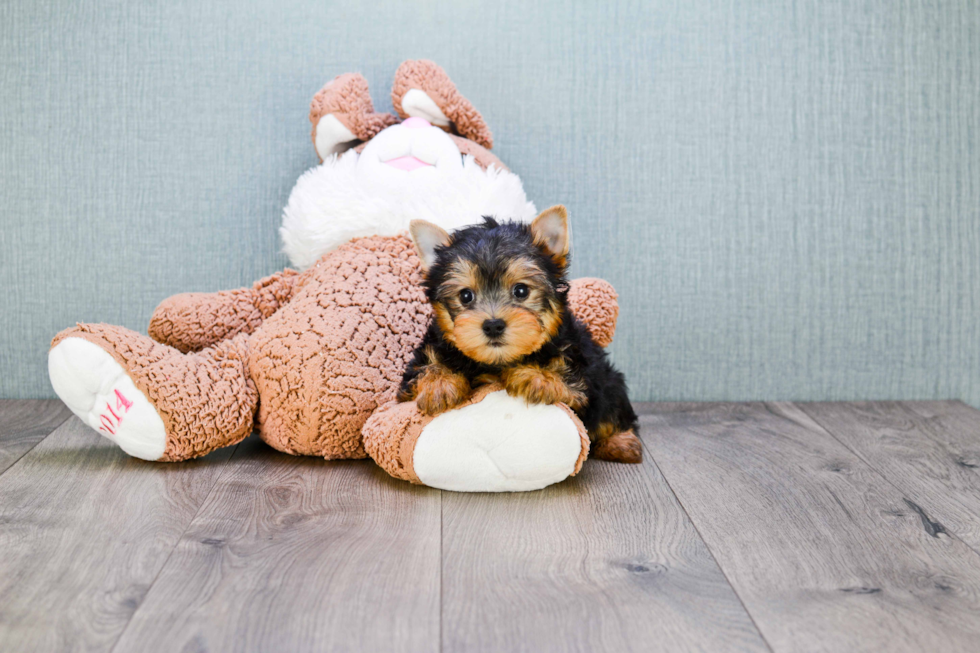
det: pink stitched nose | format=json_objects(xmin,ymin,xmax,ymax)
[{"xmin": 402, "ymin": 116, "xmax": 431, "ymax": 129}]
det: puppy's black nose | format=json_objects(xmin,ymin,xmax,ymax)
[{"xmin": 482, "ymin": 318, "xmax": 507, "ymax": 338}]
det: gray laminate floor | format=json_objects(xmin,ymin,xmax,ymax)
[{"xmin": 1, "ymin": 400, "xmax": 979, "ymax": 652}]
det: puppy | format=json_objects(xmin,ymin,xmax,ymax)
[{"xmin": 398, "ymin": 206, "xmax": 642, "ymax": 463}]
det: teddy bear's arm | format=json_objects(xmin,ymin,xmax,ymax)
[
  {"xmin": 148, "ymin": 269, "xmax": 303, "ymax": 353},
  {"xmin": 567, "ymin": 277, "xmax": 619, "ymax": 348}
]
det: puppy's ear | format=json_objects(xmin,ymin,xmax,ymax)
[
  {"xmin": 409, "ymin": 220, "xmax": 452, "ymax": 272},
  {"xmin": 530, "ymin": 205, "xmax": 570, "ymax": 267}
]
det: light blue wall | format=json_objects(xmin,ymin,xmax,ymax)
[{"xmin": 2, "ymin": 0, "xmax": 978, "ymax": 404}]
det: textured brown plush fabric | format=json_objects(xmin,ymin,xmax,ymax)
[
  {"xmin": 50, "ymin": 325, "xmax": 257, "ymax": 462},
  {"xmin": 560, "ymin": 400, "xmax": 592, "ymax": 476},
  {"xmin": 567, "ymin": 277, "xmax": 620, "ymax": 348},
  {"xmin": 50, "ymin": 237, "xmax": 618, "ymax": 467},
  {"xmin": 309, "ymin": 72, "xmax": 399, "ymax": 160},
  {"xmin": 361, "ymin": 398, "xmax": 429, "ymax": 483},
  {"xmin": 391, "ymin": 60, "xmax": 494, "ymax": 150},
  {"xmin": 149, "ymin": 269, "xmax": 301, "ymax": 353},
  {"xmin": 249, "ymin": 235, "xmax": 430, "ymax": 460},
  {"xmin": 363, "ymin": 383, "xmax": 591, "ymax": 485}
]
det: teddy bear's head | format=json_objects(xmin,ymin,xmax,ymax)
[{"xmin": 280, "ymin": 60, "xmax": 537, "ymax": 269}]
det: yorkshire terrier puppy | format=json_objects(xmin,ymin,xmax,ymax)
[{"xmin": 398, "ymin": 206, "xmax": 642, "ymax": 463}]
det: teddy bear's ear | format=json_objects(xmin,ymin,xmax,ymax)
[
  {"xmin": 309, "ymin": 73, "xmax": 399, "ymax": 162},
  {"xmin": 391, "ymin": 60, "xmax": 493, "ymax": 150},
  {"xmin": 409, "ymin": 220, "xmax": 452, "ymax": 272}
]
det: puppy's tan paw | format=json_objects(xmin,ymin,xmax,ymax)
[
  {"xmin": 414, "ymin": 367, "xmax": 471, "ymax": 416},
  {"xmin": 591, "ymin": 429, "xmax": 643, "ymax": 464},
  {"xmin": 501, "ymin": 364, "xmax": 585, "ymax": 408}
]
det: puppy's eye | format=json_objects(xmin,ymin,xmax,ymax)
[
  {"xmin": 459, "ymin": 288, "xmax": 475, "ymax": 305},
  {"xmin": 512, "ymin": 283, "xmax": 529, "ymax": 300}
]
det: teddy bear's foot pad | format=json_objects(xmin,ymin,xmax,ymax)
[
  {"xmin": 413, "ymin": 390, "xmax": 585, "ymax": 492},
  {"xmin": 49, "ymin": 338, "xmax": 166, "ymax": 460}
]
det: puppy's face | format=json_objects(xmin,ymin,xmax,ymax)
[{"xmin": 410, "ymin": 207, "xmax": 570, "ymax": 366}]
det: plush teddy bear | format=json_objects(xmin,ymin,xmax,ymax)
[{"xmin": 47, "ymin": 60, "xmax": 621, "ymax": 492}]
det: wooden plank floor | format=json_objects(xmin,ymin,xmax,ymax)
[{"xmin": 1, "ymin": 400, "xmax": 979, "ymax": 652}]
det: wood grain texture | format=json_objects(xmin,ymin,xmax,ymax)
[
  {"xmin": 441, "ymin": 452, "xmax": 769, "ymax": 652},
  {"xmin": 0, "ymin": 399, "xmax": 72, "ymax": 474},
  {"xmin": 7, "ymin": 401, "xmax": 979, "ymax": 652},
  {"xmin": 799, "ymin": 401, "xmax": 980, "ymax": 552},
  {"xmin": 639, "ymin": 402, "xmax": 980, "ymax": 653},
  {"xmin": 112, "ymin": 434, "xmax": 441, "ymax": 653},
  {"xmin": 0, "ymin": 417, "xmax": 237, "ymax": 652}
]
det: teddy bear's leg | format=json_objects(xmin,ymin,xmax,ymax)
[
  {"xmin": 148, "ymin": 269, "xmax": 301, "ymax": 353},
  {"xmin": 309, "ymin": 73, "xmax": 398, "ymax": 162},
  {"xmin": 48, "ymin": 324, "xmax": 257, "ymax": 461},
  {"xmin": 363, "ymin": 384, "xmax": 590, "ymax": 492}
]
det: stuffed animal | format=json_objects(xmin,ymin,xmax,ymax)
[{"xmin": 47, "ymin": 60, "xmax": 621, "ymax": 492}]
